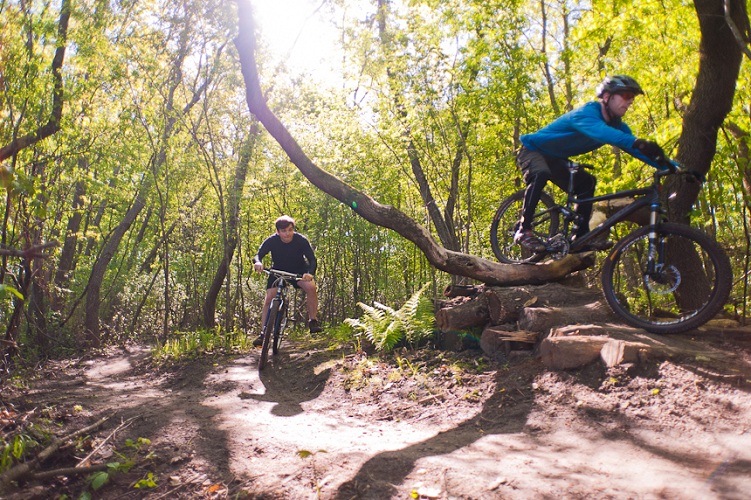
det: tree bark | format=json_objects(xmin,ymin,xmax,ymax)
[
  {"xmin": 202, "ymin": 129, "xmax": 255, "ymax": 329},
  {"xmin": 667, "ymin": 0, "xmax": 748, "ymax": 311},
  {"xmin": 53, "ymin": 177, "xmax": 86, "ymax": 311},
  {"xmin": 672, "ymin": 0, "xmax": 748, "ymax": 217}
]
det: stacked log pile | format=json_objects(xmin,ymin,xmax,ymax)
[
  {"xmin": 435, "ymin": 281, "xmax": 745, "ymax": 371},
  {"xmin": 436, "ymin": 282, "xmax": 616, "ymax": 354},
  {"xmin": 436, "ymin": 283, "xmax": 748, "ymax": 370}
]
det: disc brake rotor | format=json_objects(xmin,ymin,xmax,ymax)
[{"xmin": 644, "ymin": 265, "xmax": 681, "ymax": 294}]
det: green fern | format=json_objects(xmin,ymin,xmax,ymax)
[{"xmin": 344, "ymin": 284, "xmax": 435, "ymax": 352}]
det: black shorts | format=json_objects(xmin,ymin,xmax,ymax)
[{"xmin": 266, "ymin": 275, "xmax": 302, "ymax": 290}]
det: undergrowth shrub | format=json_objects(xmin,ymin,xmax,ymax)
[
  {"xmin": 344, "ymin": 284, "xmax": 435, "ymax": 352},
  {"xmin": 151, "ymin": 327, "xmax": 251, "ymax": 362}
]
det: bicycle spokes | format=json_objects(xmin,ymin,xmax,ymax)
[{"xmin": 601, "ymin": 224, "xmax": 731, "ymax": 333}]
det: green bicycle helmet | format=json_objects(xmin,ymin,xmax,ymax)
[{"xmin": 596, "ymin": 75, "xmax": 644, "ymax": 98}]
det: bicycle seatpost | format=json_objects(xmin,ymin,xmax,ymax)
[{"xmin": 566, "ymin": 161, "xmax": 579, "ymax": 194}]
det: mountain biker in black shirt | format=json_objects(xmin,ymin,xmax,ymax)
[{"xmin": 252, "ymin": 215, "xmax": 323, "ymax": 343}]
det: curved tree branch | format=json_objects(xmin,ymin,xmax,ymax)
[
  {"xmin": 724, "ymin": 0, "xmax": 751, "ymax": 61},
  {"xmin": 233, "ymin": 0, "xmax": 591, "ymax": 286}
]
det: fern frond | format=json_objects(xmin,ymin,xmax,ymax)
[{"xmin": 343, "ymin": 285, "xmax": 435, "ymax": 352}]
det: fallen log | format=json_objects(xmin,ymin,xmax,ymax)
[
  {"xmin": 484, "ymin": 283, "xmax": 605, "ymax": 325},
  {"xmin": 480, "ymin": 325, "xmax": 539, "ymax": 357},
  {"xmin": 443, "ymin": 284, "xmax": 481, "ymax": 298},
  {"xmin": 518, "ymin": 301, "xmax": 616, "ymax": 333},
  {"xmin": 435, "ymin": 293, "xmax": 489, "ymax": 331},
  {"xmin": 600, "ymin": 339, "xmax": 651, "ymax": 367}
]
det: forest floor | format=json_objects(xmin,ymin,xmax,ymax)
[{"xmin": 3, "ymin": 325, "xmax": 751, "ymax": 500}]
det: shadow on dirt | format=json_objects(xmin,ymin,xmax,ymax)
[
  {"xmin": 334, "ymin": 357, "xmax": 537, "ymax": 499},
  {"xmin": 240, "ymin": 349, "xmax": 332, "ymax": 416}
]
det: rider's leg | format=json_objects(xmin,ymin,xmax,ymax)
[
  {"xmin": 254, "ymin": 287, "xmax": 276, "ymax": 346},
  {"xmin": 546, "ymin": 160, "xmax": 596, "ymax": 239},
  {"xmin": 572, "ymin": 171, "xmax": 596, "ymax": 238},
  {"xmin": 297, "ymin": 280, "xmax": 322, "ymax": 332},
  {"xmin": 517, "ymin": 148, "xmax": 552, "ymax": 230},
  {"xmin": 260, "ymin": 287, "xmax": 276, "ymax": 330},
  {"xmin": 297, "ymin": 280, "xmax": 318, "ymax": 321}
]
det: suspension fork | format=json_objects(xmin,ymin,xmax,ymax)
[
  {"xmin": 263, "ymin": 287, "xmax": 285, "ymax": 334},
  {"xmin": 646, "ymin": 201, "xmax": 664, "ymax": 275}
]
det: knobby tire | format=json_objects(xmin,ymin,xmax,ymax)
[
  {"xmin": 601, "ymin": 223, "xmax": 732, "ymax": 334},
  {"xmin": 490, "ymin": 190, "xmax": 559, "ymax": 264},
  {"xmin": 272, "ymin": 302, "xmax": 288, "ymax": 355},
  {"xmin": 258, "ymin": 300, "xmax": 281, "ymax": 371}
]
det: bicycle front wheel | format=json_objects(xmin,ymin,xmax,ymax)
[
  {"xmin": 272, "ymin": 302, "xmax": 288, "ymax": 355},
  {"xmin": 601, "ymin": 223, "xmax": 732, "ymax": 334},
  {"xmin": 490, "ymin": 190, "xmax": 559, "ymax": 264},
  {"xmin": 259, "ymin": 300, "xmax": 281, "ymax": 371}
]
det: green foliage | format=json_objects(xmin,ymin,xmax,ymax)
[
  {"xmin": 80, "ymin": 437, "xmax": 152, "ymax": 497},
  {"xmin": 344, "ymin": 284, "xmax": 435, "ymax": 352},
  {"xmin": 151, "ymin": 327, "xmax": 252, "ymax": 363},
  {"xmin": 0, "ymin": 431, "xmax": 40, "ymax": 473},
  {"xmin": 1, "ymin": 0, "xmax": 749, "ymax": 366},
  {"xmin": 133, "ymin": 472, "xmax": 158, "ymax": 489},
  {"xmin": 0, "ymin": 284, "xmax": 24, "ymax": 301}
]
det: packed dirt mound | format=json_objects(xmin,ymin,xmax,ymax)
[{"xmin": 2, "ymin": 330, "xmax": 751, "ymax": 499}]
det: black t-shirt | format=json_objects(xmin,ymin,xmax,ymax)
[{"xmin": 254, "ymin": 233, "xmax": 317, "ymax": 276}]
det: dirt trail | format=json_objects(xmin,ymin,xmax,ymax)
[{"xmin": 8, "ymin": 331, "xmax": 751, "ymax": 499}]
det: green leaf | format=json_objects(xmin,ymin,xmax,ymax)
[
  {"xmin": 0, "ymin": 285, "xmax": 24, "ymax": 301},
  {"xmin": 90, "ymin": 471, "xmax": 110, "ymax": 490}
]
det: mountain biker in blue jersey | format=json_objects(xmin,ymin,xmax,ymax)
[
  {"xmin": 514, "ymin": 75, "xmax": 667, "ymax": 253},
  {"xmin": 252, "ymin": 215, "xmax": 323, "ymax": 345}
]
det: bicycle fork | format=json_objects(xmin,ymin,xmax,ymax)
[
  {"xmin": 262, "ymin": 297, "xmax": 283, "ymax": 336},
  {"xmin": 646, "ymin": 203, "xmax": 666, "ymax": 277}
]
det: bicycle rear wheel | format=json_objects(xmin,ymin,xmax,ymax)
[
  {"xmin": 272, "ymin": 302, "xmax": 288, "ymax": 355},
  {"xmin": 601, "ymin": 223, "xmax": 732, "ymax": 334},
  {"xmin": 490, "ymin": 190, "xmax": 559, "ymax": 264},
  {"xmin": 259, "ymin": 300, "xmax": 281, "ymax": 371}
]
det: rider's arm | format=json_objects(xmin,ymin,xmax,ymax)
[
  {"xmin": 253, "ymin": 237, "xmax": 273, "ymax": 272},
  {"xmin": 568, "ymin": 103, "xmax": 637, "ymax": 150},
  {"xmin": 302, "ymin": 238, "xmax": 317, "ymax": 276},
  {"xmin": 569, "ymin": 104, "xmax": 669, "ymax": 170}
]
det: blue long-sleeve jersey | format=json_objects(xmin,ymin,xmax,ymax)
[{"xmin": 520, "ymin": 101, "xmax": 664, "ymax": 169}]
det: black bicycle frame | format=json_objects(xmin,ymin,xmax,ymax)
[
  {"xmin": 263, "ymin": 274, "xmax": 292, "ymax": 334},
  {"xmin": 540, "ymin": 163, "xmax": 668, "ymax": 251}
]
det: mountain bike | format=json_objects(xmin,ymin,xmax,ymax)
[
  {"xmin": 258, "ymin": 268, "xmax": 301, "ymax": 371},
  {"xmin": 489, "ymin": 158, "xmax": 732, "ymax": 334}
]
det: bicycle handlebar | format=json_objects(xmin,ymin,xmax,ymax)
[
  {"xmin": 263, "ymin": 268, "xmax": 303, "ymax": 280},
  {"xmin": 569, "ymin": 157, "xmax": 702, "ymax": 183},
  {"xmin": 652, "ymin": 158, "xmax": 705, "ymax": 183}
]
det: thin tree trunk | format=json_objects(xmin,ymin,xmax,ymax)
[
  {"xmin": 202, "ymin": 125, "xmax": 256, "ymax": 329},
  {"xmin": 53, "ymin": 177, "xmax": 86, "ymax": 310}
]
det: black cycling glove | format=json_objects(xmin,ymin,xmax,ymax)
[{"xmin": 633, "ymin": 139, "xmax": 665, "ymax": 161}]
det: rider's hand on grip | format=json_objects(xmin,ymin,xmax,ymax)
[{"xmin": 633, "ymin": 139, "xmax": 665, "ymax": 161}]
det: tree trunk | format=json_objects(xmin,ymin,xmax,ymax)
[
  {"xmin": 202, "ymin": 127, "xmax": 256, "ymax": 329},
  {"xmin": 84, "ymin": 193, "xmax": 147, "ymax": 345},
  {"xmin": 668, "ymin": 0, "xmax": 748, "ymax": 310},
  {"xmin": 53, "ymin": 178, "xmax": 86, "ymax": 310},
  {"xmin": 673, "ymin": 0, "xmax": 747, "ymax": 218}
]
